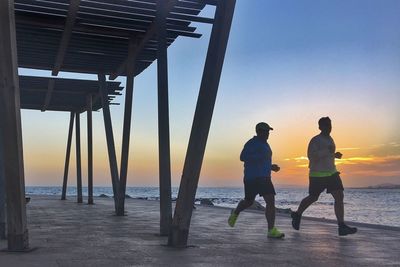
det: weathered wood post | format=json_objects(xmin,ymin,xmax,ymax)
[
  {"xmin": 116, "ymin": 39, "xmax": 137, "ymax": 216},
  {"xmin": 87, "ymin": 95, "xmax": 94, "ymax": 205},
  {"xmin": 98, "ymin": 74, "xmax": 120, "ymax": 212},
  {"xmin": 0, "ymin": 131, "xmax": 6, "ymax": 240},
  {"xmin": 156, "ymin": 0, "xmax": 172, "ymax": 236},
  {"xmin": 0, "ymin": 0, "xmax": 30, "ymax": 251},
  {"xmin": 168, "ymin": 0, "xmax": 236, "ymax": 247},
  {"xmin": 61, "ymin": 112, "xmax": 75, "ymax": 200},
  {"xmin": 76, "ymin": 112, "xmax": 83, "ymax": 203}
]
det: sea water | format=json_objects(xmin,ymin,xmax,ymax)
[{"xmin": 25, "ymin": 186, "xmax": 400, "ymax": 227}]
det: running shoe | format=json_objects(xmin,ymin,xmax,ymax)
[
  {"xmin": 267, "ymin": 227, "xmax": 285, "ymax": 238},
  {"xmin": 228, "ymin": 209, "xmax": 238, "ymax": 227},
  {"xmin": 339, "ymin": 224, "xmax": 357, "ymax": 236},
  {"xmin": 291, "ymin": 211, "xmax": 301, "ymax": 230}
]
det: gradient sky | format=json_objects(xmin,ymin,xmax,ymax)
[{"xmin": 19, "ymin": 0, "xmax": 400, "ymax": 188}]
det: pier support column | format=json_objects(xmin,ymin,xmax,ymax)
[
  {"xmin": 87, "ymin": 96, "xmax": 94, "ymax": 205},
  {"xmin": 98, "ymin": 74, "xmax": 120, "ymax": 212},
  {"xmin": 156, "ymin": 0, "xmax": 172, "ymax": 236},
  {"xmin": 76, "ymin": 112, "xmax": 83, "ymax": 203},
  {"xmin": 0, "ymin": 0, "xmax": 29, "ymax": 251},
  {"xmin": 61, "ymin": 112, "xmax": 75, "ymax": 200},
  {"xmin": 168, "ymin": 0, "xmax": 236, "ymax": 247},
  {"xmin": 0, "ymin": 131, "xmax": 6, "ymax": 240},
  {"xmin": 117, "ymin": 40, "xmax": 137, "ymax": 216}
]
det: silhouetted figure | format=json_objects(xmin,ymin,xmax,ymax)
[
  {"xmin": 291, "ymin": 117, "xmax": 357, "ymax": 236},
  {"xmin": 228, "ymin": 122, "xmax": 284, "ymax": 238}
]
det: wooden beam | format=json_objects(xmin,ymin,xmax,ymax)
[
  {"xmin": 41, "ymin": 79, "xmax": 55, "ymax": 112},
  {"xmin": 61, "ymin": 112, "xmax": 75, "ymax": 200},
  {"xmin": 116, "ymin": 39, "xmax": 137, "ymax": 216},
  {"xmin": 156, "ymin": 0, "xmax": 172, "ymax": 237},
  {"xmin": 98, "ymin": 73, "xmax": 120, "ymax": 212},
  {"xmin": 109, "ymin": 0, "xmax": 179, "ymax": 80},
  {"xmin": 168, "ymin": 0, "xmax": 236, "ymax": 247},
  {"xmin": 76, "ymin": 112, "xmax": 83, "ymax": 203},
  {"xmin": 87, "ymin": 95, "xmax": 94, "ymax": 205},
  {"xmin": 52, "ymin": 0, "xmax": 81, "ymax": 76},
  {"xmin": 169, "ymin": 13, "xmax": 214, "ymax": 24},
  {"xmin": 0, "ymin": 0, "xmax": 29, "ymax": 251},
  {"xmin": 0, "ymin": 130, "xmax": 6, "ymax": 240}
]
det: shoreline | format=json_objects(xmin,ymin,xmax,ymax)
[{"xmin": 26, "ymin": 194, "xmax": 400, "ymax": 232}]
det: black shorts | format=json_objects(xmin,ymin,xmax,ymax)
[
  {"xmin": 309, "ymin": 172, "xmax": 344, "ymax": 196},
  {"xmin": 244, "ymin": 177, "xmax": 276, "ymax": 201}
]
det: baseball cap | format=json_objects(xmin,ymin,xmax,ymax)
[{"xmin": 256, "ymin": 122, "xmax": 273, "ymax": 132}]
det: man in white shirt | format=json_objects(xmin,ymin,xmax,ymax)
[{"xmin": 291, "ymin": 117, "xmax": 357, "ymax": 236}]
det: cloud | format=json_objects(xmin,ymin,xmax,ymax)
[{"xmin": 337, "ymin": 147, "xmax": 361, "ymax": 151}]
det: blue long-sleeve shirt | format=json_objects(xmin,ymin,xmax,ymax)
[{"xmin": 240, "ymin": 136, "xmax": 272, "ymax": 181}]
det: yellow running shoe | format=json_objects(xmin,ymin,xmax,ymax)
[
  {"xmin": 228, "ymin": 209, "xmax": 238, "ymax": 227},
  {"xmin": 267, "ymin": 227, "xmax": 285, "ymax": 238}
]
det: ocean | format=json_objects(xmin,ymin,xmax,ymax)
[{"xmin": 25, "ymin": 186, "xmax": 400, "ymax": 228}]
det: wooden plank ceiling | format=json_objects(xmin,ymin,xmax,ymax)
[
  {"xmin": 14, "ymin": 0, "xmax": 210, "ymax": 77},
  {"xmin": 19, "ymin": 75, "xmax": 123, "ymax": 112}
]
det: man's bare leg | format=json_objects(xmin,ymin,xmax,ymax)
[
  {"xmin": 296, "ymin": 194, "xmax": 319, "ymax": 215},
  {"xmin": 263, "ymin": 194, "xmax": 275, "ymax": 230},
  {"xmin": 233, "ymin": 199, "xmax": 254, "ymax": 215}
]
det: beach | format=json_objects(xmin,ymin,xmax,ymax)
[{"xmin": 1, "ymin": 195, "xmax": 399, "ymax": 266}]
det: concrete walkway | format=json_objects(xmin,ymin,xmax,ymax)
[{"xmin": 1, "ymin": 195, "xmax": 399, "ymax": 267}]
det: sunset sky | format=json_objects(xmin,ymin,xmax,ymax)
[{"xmin": 20, "ymin": 0, "xmax": 400, "ymax": 188}]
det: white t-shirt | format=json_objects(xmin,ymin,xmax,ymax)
[{"xmin": 307, "ymin": 133, "xmax": 337, "ymax": 174}]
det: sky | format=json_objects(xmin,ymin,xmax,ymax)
[{"xmin": 19, "ymin": 0, "xmax": 400, "ymax": 188}]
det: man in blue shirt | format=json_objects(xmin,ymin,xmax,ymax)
[{"xmin": 228, "ymin": 122, "xmax": 284, "ymax": 238}]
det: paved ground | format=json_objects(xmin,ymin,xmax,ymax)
[{"xmin": 1, "ymin": 195, "xmax": 399, "ymax": 267}]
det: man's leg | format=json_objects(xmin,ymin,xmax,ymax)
[
  {"xmin": 229, "ymin": 179, "xmax": 257, "ymax": 227},
  {"xmin": 228, "ymin": 198, "xmax": 254, "ymax": 227},
  {"xmin": 262, "ymin": 194, "xmax": 275, "ymax": 230},
  {"xmin": 234, "ymin": 199, "xmax": 254, "ymax": 215},
  {"xmin": 331, "ymin": 190, "xmax": 357, "ymax": 236},
  {"xmin": 296, "ymin": 194, "xmax": 319, "ymax": 215},
  {"xmin": 263, "ymin": 194, "xmax": 284, "ymax": 238},
  {"xmin": 291, "ymin": 194, "xmax": 319, "ymax": 230},
  {"xmin": 331, "ymin": 190, "xmax": 344, "ymax": 223}
]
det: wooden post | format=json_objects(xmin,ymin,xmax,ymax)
[
  {"xmin": 168, "ymin": 0, "xmax": 236, "ymax": 247},
  {"xmin": 0, "ymin": 0, "xmax": 29, "ymax": 251},
  {"xmin": 156, "ymin": 0, "xmax": 172, "ymax": 236},
  {"xmin": 0, "ymin": 131, "xmax": 6, "ymax": 240},
  {"xmin": 117, "ymin": 40, "xmax": 137, "ymax": 216},
  {"xmin": 98, "ymin": 74, "xmax": 120, "ymax": 212},
  {"xmin": 76, "ymin": 112, "xmax": 83, "ymax": 203},
  {"xmin": 61, "ymin": 112, "xmax": 75, "ymax": 200},
  {"xmin": 87, "ymin": 95, "xmax": 94, "ymax": 205}
]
